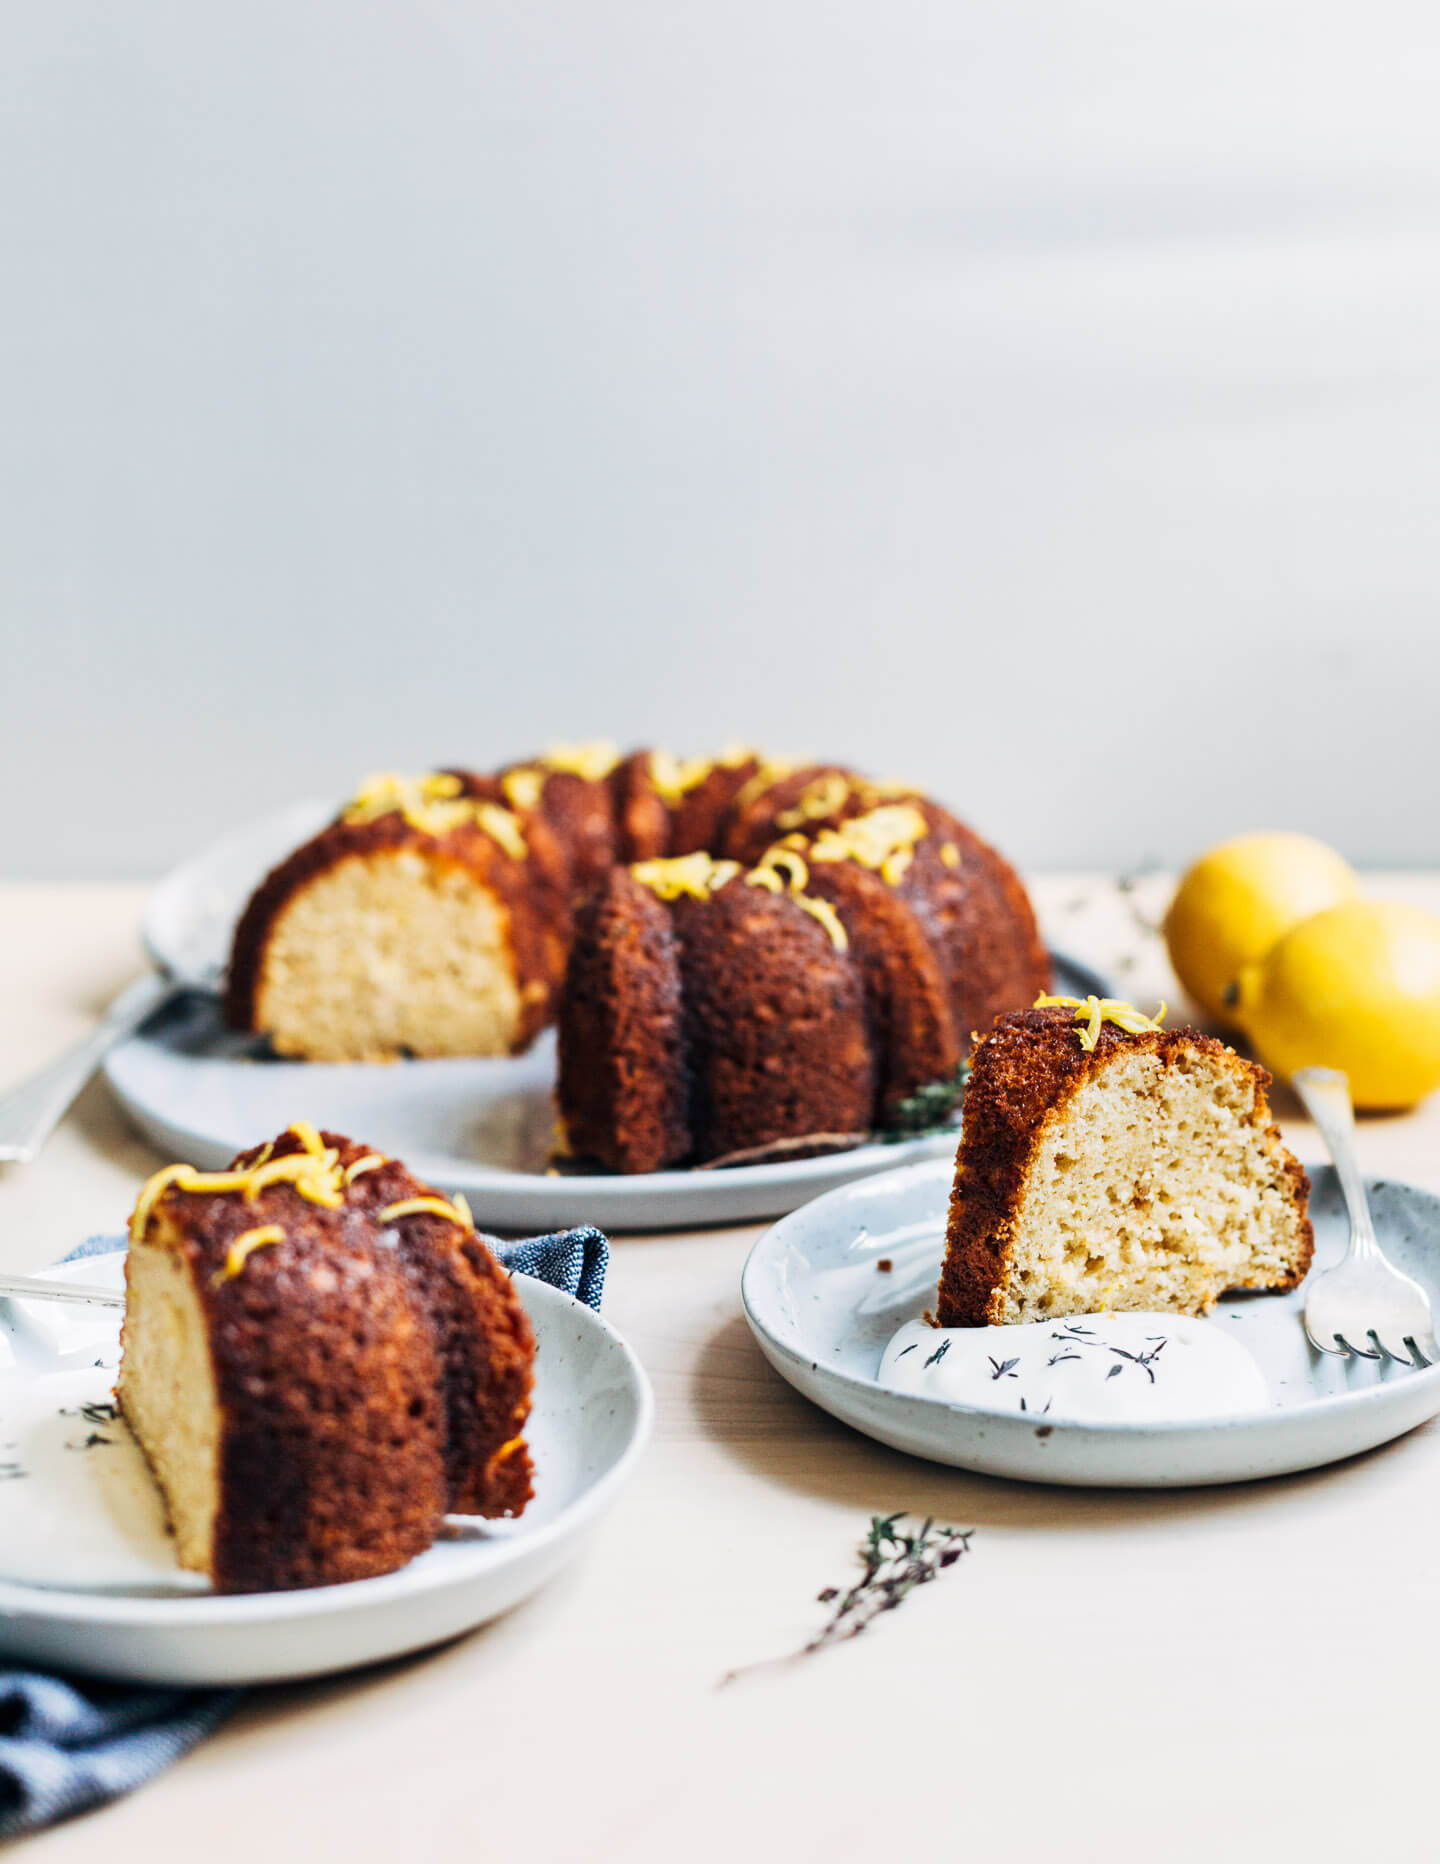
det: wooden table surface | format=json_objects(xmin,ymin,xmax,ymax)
[{"xmin": 3, "ymin": 873, "xmax": 1439, "ymax": 1863}]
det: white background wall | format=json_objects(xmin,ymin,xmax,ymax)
[{"xmin": 2, "ymin": 0, "xmax": 1438, "ymax": 878}]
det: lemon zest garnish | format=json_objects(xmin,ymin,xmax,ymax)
[
  {"xmin": 939, "ymin": 841, "xmax": 960, "ymax": 869},
  {"xmin": 807, "ymin": 804, "xmax": 929, "ymax": 876},
  {"xmin": 774, "ymin": 771, "xmax": 854, "ymax": 831},
  {"xmin": 743, "ymin": 845, "xmax": 847, "ymax": 949},
  {"xmin": 501, "ymin": 767, "xmax": 546, "ymax": 814},
  {"xmin": 213, "ymin": 1226, "xmax": 284, "ymax": 1286},
  {"xmin": 880, "ymin": 847, "xmax": 913, "ymax": 886},
  {"xmin": 128, "ymin": 1123, "xmax": 359, "ymax": 1243},
  {"xmin": 1033, "ymin": 994, "xmax": 1169, "ymax": 1052},
  {"xmin": 631, "ymin": 853, "xmax": 740, "ymax": 901},
  {"xmin": 343, "ymin": 773, "xmax": 528, "ymax": 859},
  {"xmin": 647, "ymin": 749, "xmax": 716, "ymax": 807},
  {"xmin": 344, "ymin": 1153, "xmax": 386, "ymax": 1184},
  {"xmin": 128, "ymin": 1165, "xmax": 196, "ymax": 1246},
  {"xmin": 794, "ymin": 893, "xmax": 849, "ymax": 951},
  {"xmin": 488, "ymin": 1434, "xmax": 525, "ymax": 1467},
  {"xmin": 541, "ymin": 741, "xmax": 620, "ymax": 782},
  {"xmin": 453, "ymin": 1192, "xmax": 473, "ymax": 1231},
  {"xmin": 746, "ymin": 846, "xmax": 809, "ymax": 892},
  {"xmin": 732, "ymin": 758, "xmax": 796, "ymax": 814},
  {"xmin": 474, "ymin": 802, "xmax": 527, "ymax": 861},
  {"xmin": 377, "ymin": 1195, "xmax": 474, "ymax": 1230}
]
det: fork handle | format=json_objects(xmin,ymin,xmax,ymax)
[
  {"xmin": 0, "ymin": 972, "xmax": 178, "ymax": 1165},
  {"xmin": 0, "ymin": 1272, "xmax": 125, "ymax": 1309},
  {"xmin": 1292, "ymin": 1066, "xmax": 1379, "ymax": 1257}
]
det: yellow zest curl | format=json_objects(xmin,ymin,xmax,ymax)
[
  {"xmin": 647, "ymin": 750, "xmax": 716, "ymax": 807},
  {"xmin": 541, "ymin": 741, "xmax": 620, "ymax": 782},
  {"xmin": 128, "ymin": 1123, "xmax": 351, "ymax": 1243},
  {"xmin": 213, "ymin": 1226, "xmax": 284, "ymax": 1286},
  {"xmin": 631, "ymin": 853, "xmax": 741, "ymax": 901},
  {"xmin": 377, "ymin": 1195, "xmax": 474, "ymax": 1230},
  {"xmin": 501, "ymin": 767, "xmax": 546, "ymax": 813},
  {"xmin": 1034, "ymin": 994, "xmax": 1169, "ymax": 1052},
  {"xmin": 745, "ymin": 846, "xmax": 809, "ymax": 893},
  {"xmin": 939, "ymin": 841, "xmax": 960, "ymax": 869},
  {"xmin": 732, "ymin": 759, "xmax": 796, "ymax": 814},
  {"xmin": 343, "ymin": 773, "xmax": 528, "ymax": 859},
  {"xmin": 808, "ymin": 804, "xmax": 929, "ymax": 879},
  {"xmin": 794, "ymin": 894, "xmax": 849, "ymax": 951},
  {"xmin": 743, "ymin": 846, "xmax": 848, "ymax": 950},
  {"xmin": 774, "ymin": 771, "xmax": 854, "ymax": 831},
  {"xmin": 343, "ymin": 1153, "xmax": 387, "ymax": 1184}
]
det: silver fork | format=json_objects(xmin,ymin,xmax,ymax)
[{"xmin": 1292, "ymin": 1065, "xmax": 1436, "ymax": 1368}]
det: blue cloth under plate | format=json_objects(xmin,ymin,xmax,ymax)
[{"xmin": 0, "ymin": 1224, "xmax": 609, "ymax": 1841}]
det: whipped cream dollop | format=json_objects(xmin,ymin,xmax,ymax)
[{"xmin": 879, "ymin": 1311, "xmax": 1268, "ymax": 1423}]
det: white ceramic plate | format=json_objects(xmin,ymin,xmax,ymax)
[
  {"xmin": 103, "ymin": 802, "xmax": 1109, "ymax": 1230},
  {"xmin": 0, "ymin": 1251, "xmax": 652, "ymax": 1685},
  {"xmin": 741, "ymin": 1159, "xmax": 1440, "ymax": 1487}
]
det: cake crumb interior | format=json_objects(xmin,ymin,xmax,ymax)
[
  {"xmin": 255, "ymin": 851, "xmax": 523, "ymax": 1061},
  {"xmin": 117, "ymin": 1228, "xmax": 222, "ymax": 1574},
  {"xmin": 997, "ymin": 1047, "xmax": 1303, "ymax": 1322}
]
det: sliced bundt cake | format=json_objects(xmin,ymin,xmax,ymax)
[
  {"xmin": 118, "ymin": 1122, "xmax": 535, "ymax": 1592},
  {"xmin": 555, "ymin": 809, "xmax": 1029, "ymax": 1171},
  {"xmin": 225, "ymin": 750, "xmax": 1051, "ymax": 1135},
  {"xmin": 937, "ymin": 998, "xmax": 1313, "ymax": 1326}
]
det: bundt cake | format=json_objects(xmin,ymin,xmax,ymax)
[
  {"xmin": 117, "ymin": 1122, "xmax": 534, "ymax": 1593},
  {"xmin": 225, "ymin": 746, "xmax": 1051, "ymax": 1167},
  {"xmin": 937, "ymin": 996, "xmax": 1313, "ymax": 1327}
]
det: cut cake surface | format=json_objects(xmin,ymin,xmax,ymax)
[{"xmin": 937, "ymin": 1005, "xmax": 1313, "ymax": 1327}]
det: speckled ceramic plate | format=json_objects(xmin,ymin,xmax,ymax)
[
  {"xmin": 741, "ymin": 1159, "xmax": 1440, "ymax": 1487},
  {"xmin": 0, "ymin": 1250, "xmax": 652, "ymax": 1685},
  {"xmin": 101, "ymin": 802, "xmax": 1109, "ymax": 1230}
]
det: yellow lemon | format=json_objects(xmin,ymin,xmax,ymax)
[
  {"xmin": 1233, "ymin": 901, "xmax": 1440, "ymax": 1109},
  {"xmin": 1163, "ymin": 833, "xmax": 1357, "ymax": 1023}
]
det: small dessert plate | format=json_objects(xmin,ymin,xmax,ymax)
[
  {"xmin": 0, "ymin": 1250, "xmax": 652, "ymax": 1685},
  {"xmin": 741, "ymin": 1159, "xmax": 1440, "ymax": 1487},
  {"xmin": 101, "ymin": 802, "xmax": 1109, "ymax": 1230}
]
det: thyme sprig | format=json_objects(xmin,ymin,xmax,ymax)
[
  {"xmin": 879, "ymin": 1064, "xmax": 971, "ymax": 1142},
  {"xmin": 721, "ymin": 1513, "xmax": 973, "ymax": 1685}
]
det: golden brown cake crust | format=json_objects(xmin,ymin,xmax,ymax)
[
  {"xmin": 802, "ymin": 859, "xmax": 960, "ymax": 1124},
  {"xmin": 557, "ymin": 869, "xmax": 691, "ymax": 1173},
  {"xmin": 610, "ymin": 751, "xmax": 675, "ymax": 865},
  {"xmin": 672, "ymin": 878, "xmax": 876, "ymax": 1161},
  {"xmin": 487, "ymin": 764, "xmax": 620, "ymax": 899},
  {"xmin": 897, "ymin": 805, "xmax": 1051, "ymax": 1041},
  {"xmin": 123, "ymin": 1129, "xmax": 534, "ymax": 1593},
  {"xmin": 224, "ymin": 808, "xmax": 567, "ymax": 1054},
  {"xmin": 936, "ymin": 1007, "xmax": 1314, "ymax": 1326}
]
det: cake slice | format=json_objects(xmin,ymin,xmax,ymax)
[
  {"xmin": 118, "ymin": 1124, "xmax": 535, "ymax": 1592},
  {"xmin": 937, "ymin": 998, "xmax": 1312, "ymax": 1326}
]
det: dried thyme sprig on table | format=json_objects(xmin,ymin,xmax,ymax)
[{"xmin": 720, "ymin": 1512, "xmax": 973, "ymax": 1686}]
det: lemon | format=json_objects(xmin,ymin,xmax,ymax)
[
  {"xmin": 1163, "ymin": 833, "xmax": 1357, "ymax": 1023},
  {"xmin": 1233, "ymin": 901, "xmax": 1440, "ymax": 1109}
]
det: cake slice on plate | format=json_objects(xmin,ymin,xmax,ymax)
[
  {"xmin": 937, "ymin": 997, "xmax": 1312, "ymax": 1327},
  {"xmin": 118, "ymin": 1123, "xmax": 535, "ymax": 1592}
]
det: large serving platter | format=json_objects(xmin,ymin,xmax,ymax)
[
  {"xmin": 0, "ymin": 1250, "xmax": 652, "ymax": 1686},
  {"xmin": 741, "ymin": 1160, "xmax": 1440, "ymax": 1487},
  {"xmin": 103, "ymin": 803, "xmax": 1107, "ymax": 1230}
]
